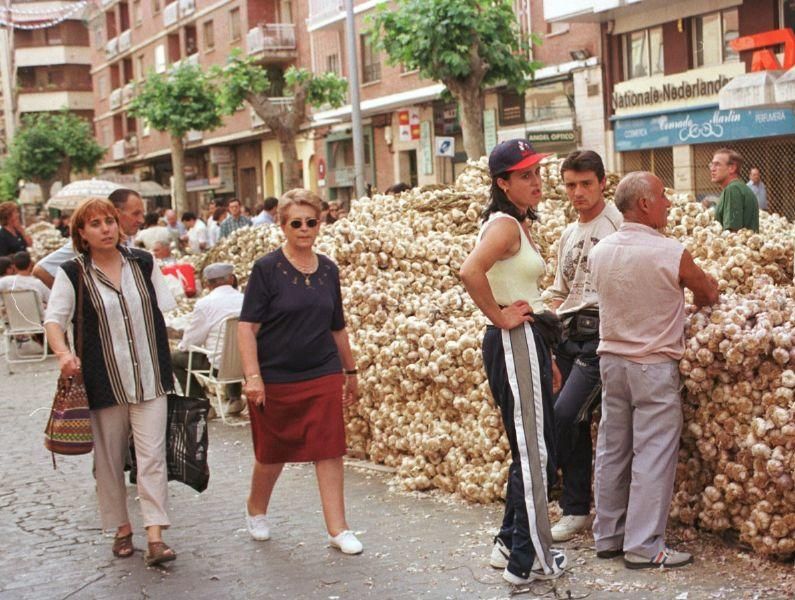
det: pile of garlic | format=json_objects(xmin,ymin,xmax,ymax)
[
  {"xmin": 27, "ymin": 221, "xmax": 68, "ymax": 261},
  {"xmin": 193, "ymin": 160, "xmax": 794, "ymax": 554}
]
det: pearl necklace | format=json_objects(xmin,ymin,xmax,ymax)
[{"xmin": 283, "ymin": 248, "xmax": 318, "ymax": 286}]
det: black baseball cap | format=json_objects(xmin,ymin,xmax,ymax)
[{"xmin": 489, "ymin": 139, "xmax": 551, "ymax": 177}]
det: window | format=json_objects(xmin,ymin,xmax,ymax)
[
  {"xmin": 152, "ymin": 0, "xmax": 160, "ymax": 14},
  {"xmin": 784, "ymin": 0, "xmax": 795, "ymax": 30},
  {"xmin": 136, "ymin": 54, "xmax": 145, "ymax": 79},
  {"xmin": 102, "ymin": 123, "xmax": 112, "ymax": 147},
  {"xmin": 155, "ymin": 44, "xmax": 166, "ymax": 73},
  {"xmin": 624, "ymin": 26, "xmax": 664, "ymax": 79},
  {"xmin": 230, "ymin": 7, "xmax": 241, "ymax": 41},
  {"xmin": 547, "ymin": 21, "xmax": 569, "ymax": 37},
  {"xmin": 694, "ymin": 9, "xmax": 739, "ymax": 67},
  {"xmin": 327, "ymin": 53, "xmax": 339, "ymax": 75},
  {"xmin": 360, "ymin": 34, "xmax": 380, "ymax": 83},
  {"xmin": 203, "ymin": 20, "xmax": 214, "ymax": 51},
  {"xmin": 46, "ymin": 24, "xmax": 63, "ymax": 45},
  {"xmin": 133, "ymin": 0, "xmax": 142, "ymax": 26}
]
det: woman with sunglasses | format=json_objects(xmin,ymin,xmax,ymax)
[
  {"xmin": 460, "ymin": 140, "xmax": 567, "ymax": 586},
  {"xmin": 238, "ymin": 188, "xmax": 362, "ymax": 555}
]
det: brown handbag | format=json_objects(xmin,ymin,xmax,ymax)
[{"xmin": 44, "ymin": 266, "xmax": 93, "ymax": 467}]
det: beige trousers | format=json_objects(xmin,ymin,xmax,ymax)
[{"xmin": 90, "ymin": 395, "xmax": 170, "ymax": 530}]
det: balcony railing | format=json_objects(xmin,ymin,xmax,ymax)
[
  {"xmin": 163, "ymin": 1, "xmax": 179, "ymax": 26},
  {"xmin": 178, "ymin": 0, "xmax": 195, "ymax": 17},
  {"xmin": 109, "ymin": 87, "xmax": 123, "ymax": 110},
  {"xmin": 246, "ymin": 23, "xmax": 296, "ymax": 55},
  {"xmin": 118, "ymin": 29, "xmax": 132, "ymax": 53},
  {"xmin": 105, "ymin": 36, "xmax": 119, "ymax": 59},
  {"xmin": 111, "ymin": 137, "xmax": 138, "ymax": 160},
  {"xmin": 122, "ymin": 82, "xmax": 135, "ymax": 104}
]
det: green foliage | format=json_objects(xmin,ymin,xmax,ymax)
[
  {"xmin": 370, "ymin": 0, "xmax": 541, "ymax": 92},
  {"xmin": 129, "ymin": 63, "xmax": 223, "ymax": 137},
  {"xmin": 214, "ymin": 50, "xmax": 348, "ymax": 114},
  {"xmin": 0, "ymin": 111, "xmax": 104, "ymax": 195}
]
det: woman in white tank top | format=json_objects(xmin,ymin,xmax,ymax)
[{"xmin": 461, "ymin": 139, "xmax": 567, "ymax": 586}]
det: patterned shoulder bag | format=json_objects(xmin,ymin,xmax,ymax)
[{"xmin": 44, "ymin": 266, "xmax": 93, "ymax": 467}]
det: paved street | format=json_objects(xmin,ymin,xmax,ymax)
[{"xmin": 1, "ymin": 357, "xmax": 793, "ymax": 600}]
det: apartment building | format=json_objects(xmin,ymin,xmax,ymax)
[
  {"xmin": 307, "ymin": 0, "xmax": 605, "ymax": 201},
  {"xmin": 90, "ymin": 0, "xmax": 311, "ymax": 210},
  {"xmin": 546, "ymin": 0, "xmax": 795, "ymax": 217},
  {"xmin": 0, "ymin": 1, "xmax": 93, "ymax": 151}
]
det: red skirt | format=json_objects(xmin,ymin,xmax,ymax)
[{"xmin": 248, "ymin": 372, "xmax": 346, "ymax": 464}]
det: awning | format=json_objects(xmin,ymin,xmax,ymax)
[{"xmin": 135, "ymin": 180, "xmax": 170, "ymax": 197}]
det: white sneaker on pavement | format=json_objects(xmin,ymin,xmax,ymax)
[
  {"xmin": 624, "ymin": 547, "xmax": 693, "ymax": 569},
  {"xmin": 245, "ymin": 506, "xmax": 270, "ymax": 541},
  {"xmin": 551, "ymin": 514, "xmax": 590, "ymax": 542},
  {"xmin": 328, "ymin": 530, "xmax": 363, "ymax": 555},
  {"xmin": 502, "ymin": 549, "xmax": 567, "ymax": 584},
  {"xmin": 490, "ymin": 536, "xmax": 509, "ymax": 569}
]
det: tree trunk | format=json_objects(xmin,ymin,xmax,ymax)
[
  {"xmin": 454, "ymin": 83, "xmax": 486, "ymax": 160},
  {"xmin": 273, "ymin": 124, "xmax": 302, "ymax": 191},
  {"xmin": 170, "ymin": 134, "xmax": 187, "ymax": 215}
]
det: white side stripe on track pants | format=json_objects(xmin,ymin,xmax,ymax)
[{"xmin": 502, "ymin": 322, "xmax": 558, "ymax": 575}]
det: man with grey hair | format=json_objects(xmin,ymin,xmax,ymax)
[
  {"xmin": 587, "ymin": 171, "xmax": 718, "ymax": 570},
  {"xmin": 171, "ymin": 262, "xmax": 245, "ymax": 417}
]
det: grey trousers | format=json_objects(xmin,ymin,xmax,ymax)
[{"xmin": 592, "ymin": 355, "xmax": 683, "ymax": 558}]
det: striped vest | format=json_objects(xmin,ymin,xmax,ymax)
[{"xmin": 61, "ymin": 248, "xmax": 173, "ymax": 410}]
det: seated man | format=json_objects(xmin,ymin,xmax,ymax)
[
  {"xmin": 0, "ymin": 251, "xmax": 50, "ymax": 313},
  {"xmin": 171, "ymin": 262, "xmax": 245, "ymax": 415}
]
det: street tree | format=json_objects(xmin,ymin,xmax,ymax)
[
  {"xmin": 128, "ymin": 63, "xmax": 223, "ymax": 214},
  {"xmin": 370, "ymin": 0, "xmax": 541, "ymax": 159},
  {"xmin": 0, "ymin": 111, "xmax": 104, "ymax": 202},
  {"xmin": 215, "ymin": 52, "xmax": 347, "ymax": 191}
]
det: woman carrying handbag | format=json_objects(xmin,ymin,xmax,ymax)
[{"xmin": 44, "ymin": 197, "xmax": 178, "ymax": 566}]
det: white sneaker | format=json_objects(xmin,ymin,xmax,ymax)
[
  {"xmin": 551, "ymin": 514, "xmax": 590, "ymax": 542},
  {"xmin": 502, "ymin": 549, "xmax": 567, "ymax": 584},
  {"xmin": 328, "ymin": 530, "xmax": 363, "ymax": 555},
  {"xmin": 245, "ymin": 506, "xmax": 270, "ymax": 541},
  {"xmin": 490, "ymin": 536, "xmax": 510, "ymax": 569},
  {"xmin": 531, "ymin": 548, "xmax": 568, "ymax": 579}
]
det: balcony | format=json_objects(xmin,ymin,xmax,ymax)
[
  {"xmin": 17, "ymin": 90, "xmax": 94, "ymax": 112},
  {"xmin": 112, "ymin": 139, "xmax": 126, "ymax": 160},
  {"xmin": 186, "ymin": 129, "xmax": 203, "ymax": 142},
  {"xmin": 100, "ymin": 0, "xmax": 117, "ymax": 7},
  {"xmin": 163, "ymin": 1, "xmax": 179, "ymax": 27},
  {"xmin": 122, "ymin": 82, "xmax": 135, "ymax": 104},
  {"xmin": 105, "ymin": 36, "xmax": 119, "ymax": 59},
  {"xmin": 246, "ymin": 23, "xmax": 296, "ymax": 57},
  {"xmin": 16, "ymin": 46, "xmax": 92, "ymax": 67},
  {"xmin": 118, "ymin": 29, "xmax": 132, "ymax": 53},
  {"xmin": 178, "ymin": 0, "xmax": 195, "ymax": 17},
  {"xmin": 109, "ymin": 87, "xmax": 123, "ymax": 110}
]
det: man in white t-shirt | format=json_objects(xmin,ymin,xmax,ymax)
[
  {"xmin": 135, "ymin": 212, "xmax": 171, "ymax": 250},
  {"xmin": 181, "ymin": 211, "xmax": 208, "ymax": 253},
  {"xmin": 541, "ymin": 151, "xmax": 622, "ymax": 544},
  {"xmin": 0, "ymin": 251, "xmax": 50, "ymax": 313}
]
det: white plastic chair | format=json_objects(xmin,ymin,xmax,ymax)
[
  {"xmin": 186, "ymin": 315, "xmax": 245, "ymax": 424},
  {"xmin": 2, "ymin": 289, "xmax": 48, "ymax": 371}
]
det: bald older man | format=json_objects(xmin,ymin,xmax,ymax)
[{"xmin": 587, "ymin": 172, "xmax": 718, "ymax": 570}]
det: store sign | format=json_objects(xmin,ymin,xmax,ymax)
[
  {"xmin": 612, "ymin": 63, "xmax": 746, "ymax": 117},
  {"xmin": 397, "ymin": 108, "xmax": 420, "ymax": 142},
  {"xmin": 614, "ymin": 106, "xmax": 795, "ymax": 151},
  {"xmin": 420, "ymin": 121, "xmax": 433, "ymax": 175},
  {"xmin": 433, "ymin": 101, "xmax": 461, "ymax": 136},
  {"xmin": 731, "ymin": 28, "xmax": 795, "ymax": 71},
  {"xmin": 209, "ymin": 146, "xmax": 234, "ymax": 164},
  {"xmin": 434, "ymin": 136, "xmax": 455, "ymax": 157},
  {"xmin": 483, "ymin": 109, "xmax": 497, "ymax": 154},
  {"xmin": 526, "ymin": 130, "xmax": 576, "ymax": 144},
  {"xmin": 499, "ymin": 90, "xmax": 525, "ymax": 126}
]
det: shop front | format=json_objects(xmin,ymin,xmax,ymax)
[{"xmin": 613, "ymin": 104, "xmax": 795, "ymax": 217}]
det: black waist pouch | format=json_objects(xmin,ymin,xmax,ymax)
[{"xmin": 567, "ymin": 310, "xmax": 600, "ymax": 341}]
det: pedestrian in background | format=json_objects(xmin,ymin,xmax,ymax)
[
  {"xmin": 219, "ymin": 198, "xmax": 252, "ymax": 239},
  {"xmin": 238, "ymin": 188, "xmax": 363, "ymax": 555},
  {"xmin": 709, "ymin": 148, "xmax": 759, "ymax": 232},
  {"xmin": 746, "ymin": 167, "xmax": 768, "ymax": 212},
  {"xmin": 460, "ymin": 139, "xmax": 567, "ymax": 586},
  {"xmin": 542, "ymin": 150, "xmax": 622, "ymax": 543},
  {"xmin": 0, "ymin": 202, "xmax": 31, "ymax": 257},
  {"xmin": 588, "ymin": 172, "xmax": 718, "ymax": 569},
  {"xmin": 43, "ymin": 197, "xmax": 178, "ymax": 567},
  {"xmin": 252, "ymin": 196, "xmax": 279, "ymax": 226},
  {"xmin": 181, "ymin": 212, "xmax": 208, "ymax": 253}
]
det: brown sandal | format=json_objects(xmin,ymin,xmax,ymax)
[
  {"xmin": 144, "ymin": 541, "xmax": 176, "ymax": 567},
  {"xmin": 112, "ymin": 533, "xmax": 134, "ymax": 558}
]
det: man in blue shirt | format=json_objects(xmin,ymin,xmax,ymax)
[{"xmin": 746, "ymin": 167, "xmax": 768, "ymax": 211}]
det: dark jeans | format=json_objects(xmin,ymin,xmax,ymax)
[
  {"xmin": 554, "ymin": 336, "xmax": 601, "ymax": 516},
  {"xmin": 171, "ymin": 350, "xmax": 241, "ymax": 399}
]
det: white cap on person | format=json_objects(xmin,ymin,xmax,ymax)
[{"xmin": 203, "ymin": 262, "xmax": 234, "ymax": 280}]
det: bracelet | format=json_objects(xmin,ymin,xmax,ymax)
[
  {"xmin": 246, "ymin": 374, "xmax": 261, "ymax": 381},
  {"xmin": 343, "ymin": 369, "xmax": 358, "ymax": 375}
]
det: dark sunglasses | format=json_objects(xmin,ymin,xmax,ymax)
[{"xmin": 288, "ymin": 218, "xmax": 319, "ymax": 229}]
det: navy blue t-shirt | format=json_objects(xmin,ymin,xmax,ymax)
[{"xmin": 240, "ymin": 248, "xmax": 346, "ymax": 383}]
